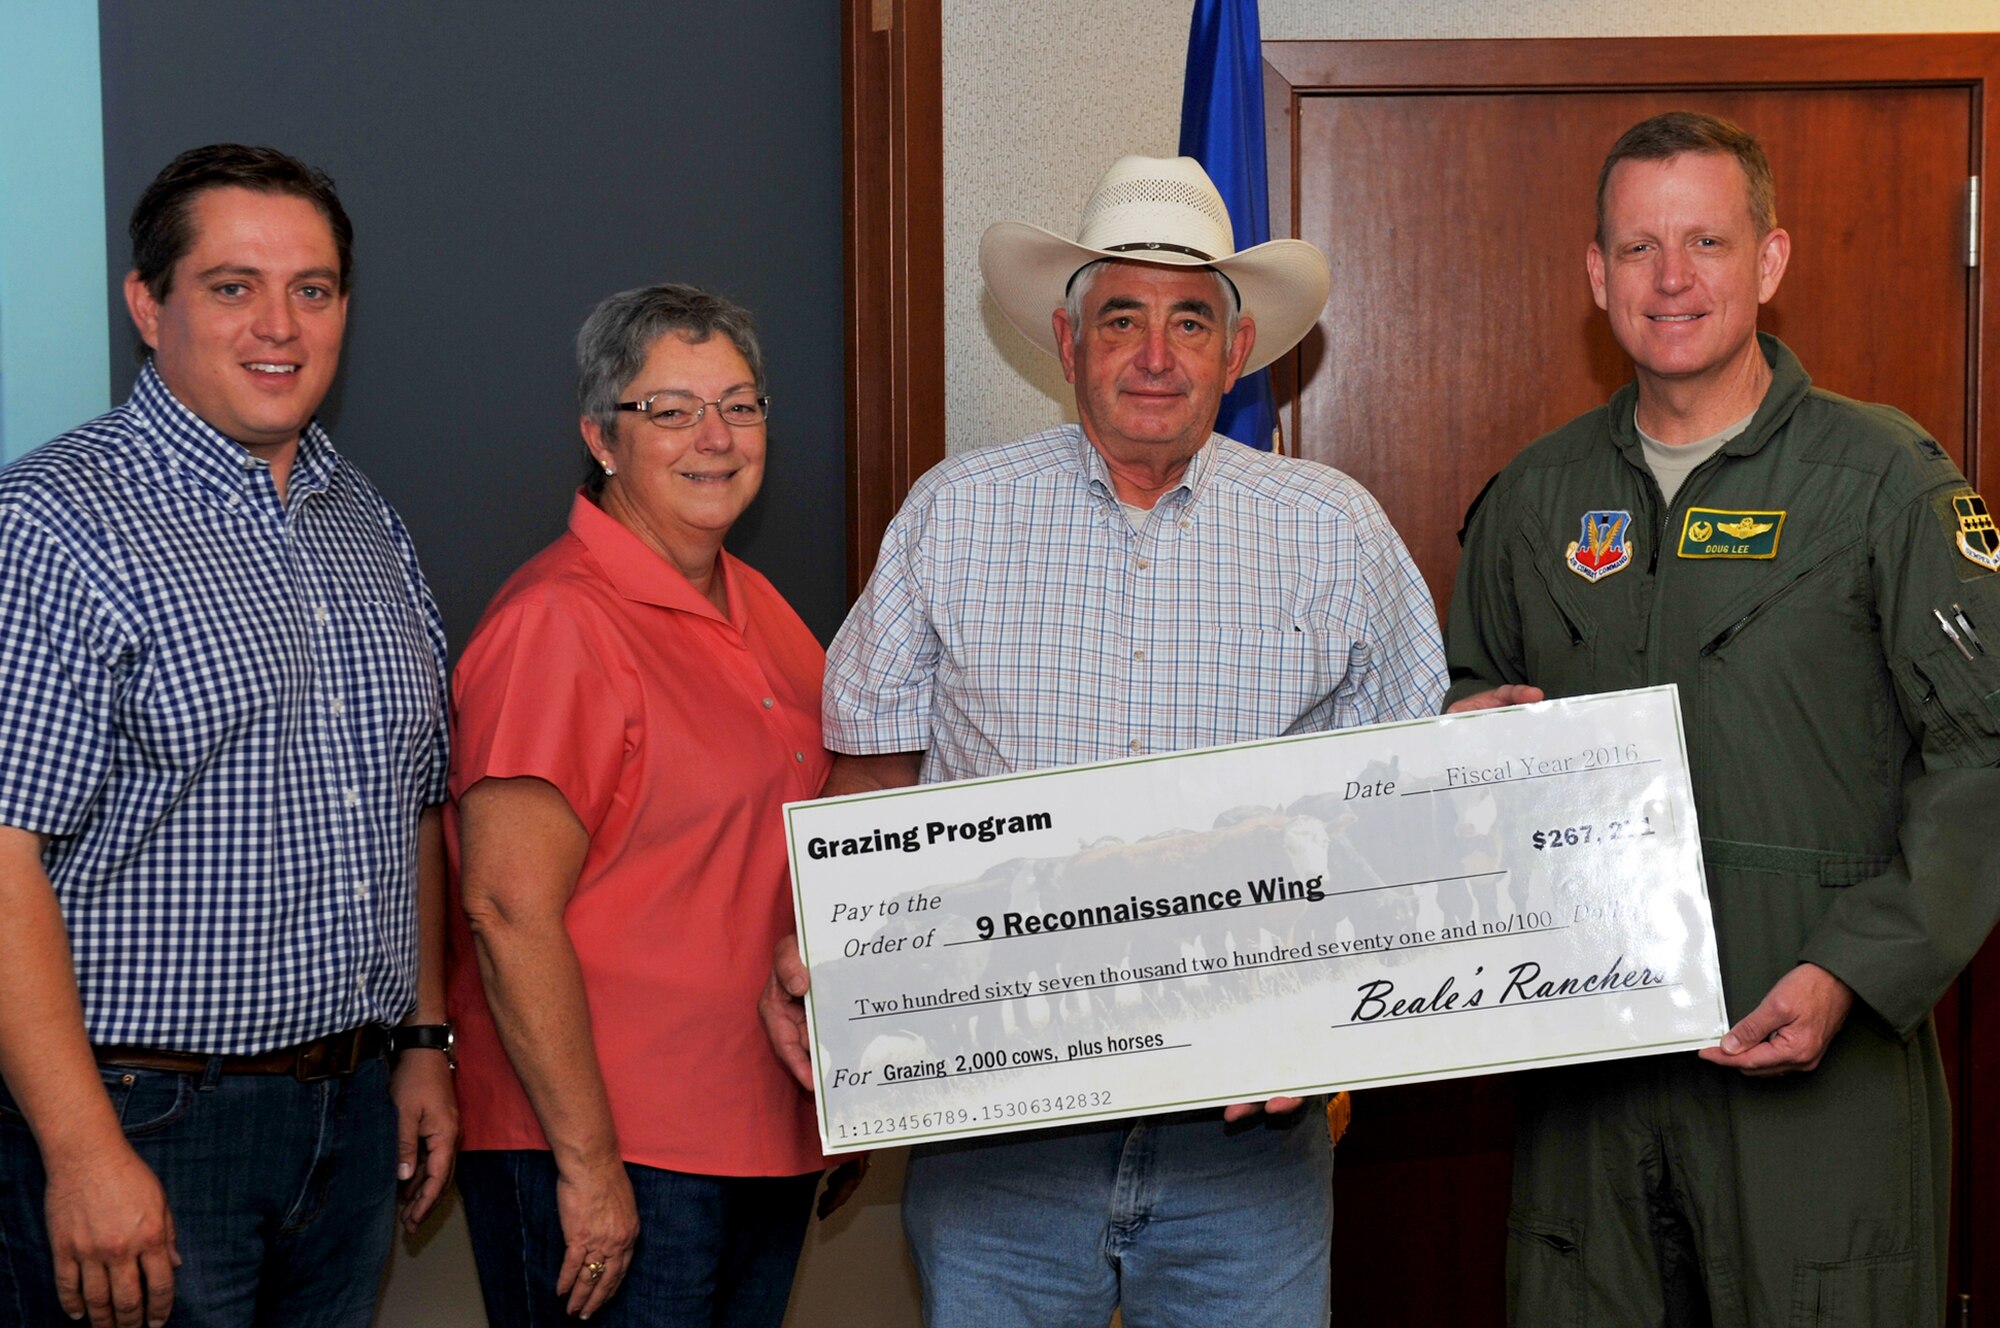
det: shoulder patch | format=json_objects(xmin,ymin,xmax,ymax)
[
  {"xmin": 1676, "ymin": 508, "xmax": 1786, "ymax": 560},
  {"xmin": 1938, "ymin": 487, "xmax": 2000, "ymax": 575}
]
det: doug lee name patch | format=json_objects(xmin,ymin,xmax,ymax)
[{"xmin": 1677, "ymin": 508, "xmax": 1785, "ymax": 560}]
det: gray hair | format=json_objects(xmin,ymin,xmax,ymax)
[
  {"xmin": 1063, "ymin": 259, "xmax": 1240, "ymax": 350},
  {"xmin": 577, "ymin": 283, "xmax": 766, "ymax": 496}
]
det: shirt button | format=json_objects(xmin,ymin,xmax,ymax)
[
  {"xmin": 313, "ymin": 604, "xmax": 330, "ymax": 625},
  {"xmin": 763, "ymin": 697, "xmax": 775, "ymax": 709},
  {"xmin": 1180, "ymin": 520, "xmax": 1191, "ymax": 531},
  {"xmin": 342, "ymin": 787, "xmax": 360, "ymax": 809},
  {"xmin": 355, "ymin": 882, "xmax": 370, "ymax": 899},
  {"xmin": 1133, "ymin": 648, "xmax": 1146, "ymax": 661},
  {"xmin": 329, "ymin": 697, "xmax": 346, "ymax": 716},
  {"xmin": 795, "ymin": 751, "xmax": 806, "ymax": 763},
  {"xmin": 1136, "ymin": 558, "xmax": 1150, "ymax": 570},
  {"xmin": 1128, "ymin": 739, "xmax": 1142, "ymax": 754}
]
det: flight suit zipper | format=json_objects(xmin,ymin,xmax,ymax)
[
  {"xmin": 1697, "ymin": 541, "xmax": 1853, "ymax": 657},
  {"xmin": 1631, "ymin": 459, "xmax": 1668, "ymax": 680},
  {"xmin": 1635, "ymin": 446, "xmax": 1736, "ymax": 682},
  {"xmin": 1902, "ymin": 656, "xmax": 1979, "ymax": 753}
]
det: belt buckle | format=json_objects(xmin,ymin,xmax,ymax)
[{"xmin": 293, "ymin": 1030, "xmax": 359, "ymax": 1083}]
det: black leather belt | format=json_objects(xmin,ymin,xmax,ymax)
[{"xmin": 93, "ymin": 1024, "xmax": 389, "ymax": 1082}]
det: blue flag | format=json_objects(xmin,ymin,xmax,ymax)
[{"xmin": 1179, "ymin": 0, "xmax": 1277, "ymax": 451}]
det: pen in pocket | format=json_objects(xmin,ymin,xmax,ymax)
[{"xmin": 1934, "ymin": 607, "xmax": 1976, "ymax": 661}]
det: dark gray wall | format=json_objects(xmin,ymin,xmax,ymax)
[{"xmin": 98, "ymin": 0, "xmax": 846, "ymax": 649}]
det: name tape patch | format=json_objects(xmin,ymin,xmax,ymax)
[{"xmin": 1677, "ymin": 508, "xmax": 1785, "ymax": 560}]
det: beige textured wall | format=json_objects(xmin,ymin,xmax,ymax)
[
  {"xmin": 939, "ymin": 0, "xmax": 1190, "ymax": 456},
  {"xmin": 941, "ymin": 0, "xmax": 2000, "ymax": 456}
]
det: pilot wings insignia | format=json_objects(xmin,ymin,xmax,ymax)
[{"xmin": 1715, "ymin": 517, "xmax": 1774, "ymax": 539}]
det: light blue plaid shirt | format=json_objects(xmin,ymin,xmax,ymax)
[
  {"xmin": 0, "ymin": 364, "xmax": 448, "ymax": 1054},
  {"xmin": 826, "ymin": 426, "xmax": 1446, "ymax": 781}
]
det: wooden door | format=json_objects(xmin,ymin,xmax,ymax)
[{"xmin": 1264, "ymin": 36, "xmax": 2000, "ymax": 1327}]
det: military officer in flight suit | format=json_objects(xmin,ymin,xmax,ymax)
[{"xmin": 1448, "ymin": 111, "xmax": 2000, "ymax": 1325}]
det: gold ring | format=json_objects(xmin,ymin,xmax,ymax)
[{"xmin": 586, "ymin": 1260, "xmax": 606, "ymax": 1280}]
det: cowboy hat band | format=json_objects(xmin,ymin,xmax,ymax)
[
  {"xmin": 1072, "ymin": 243, "xmax": 1238, "ymax": 306},
  {"xmin": 1102, "ymin": 240, "xmax": 1216, "ymax": 262},
  {"xmin": 980, "ymin": 154, "xmax": 1331, "ymax": 376}
]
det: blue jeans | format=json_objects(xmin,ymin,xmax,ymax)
[
  {"xmin": 458, "ymin": 1149, "xmax": 818, "ymax": 1328},
  {"xmin": 0, "ymin": 1057, "xmax": 396, "ymax": 1328},
  {"xmin": 903, "ymin": 1107, "xmax": 1333, "ymax": 1328}
]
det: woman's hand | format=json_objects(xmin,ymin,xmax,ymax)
[
  {"xmin": 461, "ymin": 777, "xmax": 635, "ymax": 1317},
  {"xmin": 555, "ymin": 1155, "xmax": 640, "ymax": 1319}
]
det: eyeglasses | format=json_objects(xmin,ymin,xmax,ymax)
[{"xmin": 613, "ymin": 389, "xmax": 771, "ymax": 430}]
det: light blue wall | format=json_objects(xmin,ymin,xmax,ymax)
[{"xmin": 0, "ymin": 2, "xmax": 110, "ymax": 461}]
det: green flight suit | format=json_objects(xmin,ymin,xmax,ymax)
[{"xmin": 1447, "ymin": 336, "xmax": 2000, "ymax": 1326}]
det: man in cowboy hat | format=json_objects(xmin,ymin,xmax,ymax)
[
  {"xmin": 761, "ymin": 154, "xmax": 1446, "ymax": 1325},
  {"xmin": 1448, "ymin": 111, "xmax": 2000, "ymax": 1324}
]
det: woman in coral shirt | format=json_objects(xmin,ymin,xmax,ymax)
[{"xmin": 447, "ymin": 284, "xmax": 830, "ymax": 1325}]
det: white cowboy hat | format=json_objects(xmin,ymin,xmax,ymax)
[{"xmin": 979, "ymin": 154, "xmax": 1330, "ymax": 375}]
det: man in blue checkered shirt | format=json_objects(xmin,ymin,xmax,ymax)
[
  {"xmin": 0, "ymin": 146, "xmax": 456, "ymax": 1328},
  {"xmin": 761, "ymin": 157, "xmax": 1447, "ymax": 1326}
]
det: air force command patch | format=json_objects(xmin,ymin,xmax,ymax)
[
  {"xmin": 1947, "ymin": 489, "xmax": 2000, "ymax": 572},
  {"xmin": 1566, "ymin": 511, "xmax": 1633, "ymax": 582}
]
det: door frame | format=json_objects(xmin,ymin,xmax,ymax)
[{"xmin": 842, "ymin": 0, "xmax": 945, "ymax": 597}]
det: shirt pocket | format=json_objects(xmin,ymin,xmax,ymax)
[
  {"xmin": 1893, "ymin": 639, "xmax": 2000, "ymax": 767},
  {"xmin": 330, "ymin": 598, "xmax": 444, "ymax": 779},
  {"xmin": 1694, "ymin": 534, "xmax": 1862, "ymax": 663},
  {"xmin": 1693, "ymin": 533, "xmax": 1876, "ymax": 783},
  {"xmin": 1176, "ymin": 626, "xmax": 1355, "ymax": 747}
]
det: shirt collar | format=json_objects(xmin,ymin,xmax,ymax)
[
  {"xmin": 126, "ymin": 360, "xmax": 338, "ymax": 501},
  {"xmin": 1065, "ymin": 423, "xmax": 1220, "ymax": 508},
  {"xmin": 564, "ymin": 490, "xmax": 740, "ymax": 625},
  {"xmin": 1606, "ymin": 333, "xmax": 1812, "ymax": 466}
]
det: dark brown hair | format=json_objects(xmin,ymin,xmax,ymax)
[{"xmin": 129, "ymin": 144, "xmax": 353, "ymax": 300}]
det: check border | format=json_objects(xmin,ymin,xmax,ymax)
[{"xmin": 786, "ymin": 686, "xmax": 1721, "ymax": 1151}]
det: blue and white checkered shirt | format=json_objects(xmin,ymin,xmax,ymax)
[
  {"xmin": 826, "ymin": 426, "xmax": 1446, "ymax": 781},
  {"xmin": 0, "ymin": 363, "xmax": 449, "ymax": 1054}
]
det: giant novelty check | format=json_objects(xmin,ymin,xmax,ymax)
[{"xmin": 785, "ymin": 686, "xmax": 1725, "ymax": 1151}]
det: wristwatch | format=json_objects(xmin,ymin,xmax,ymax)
[{"xmin": 388, "ymin": 1023, "xmax": 455, "ymax": 1069}]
